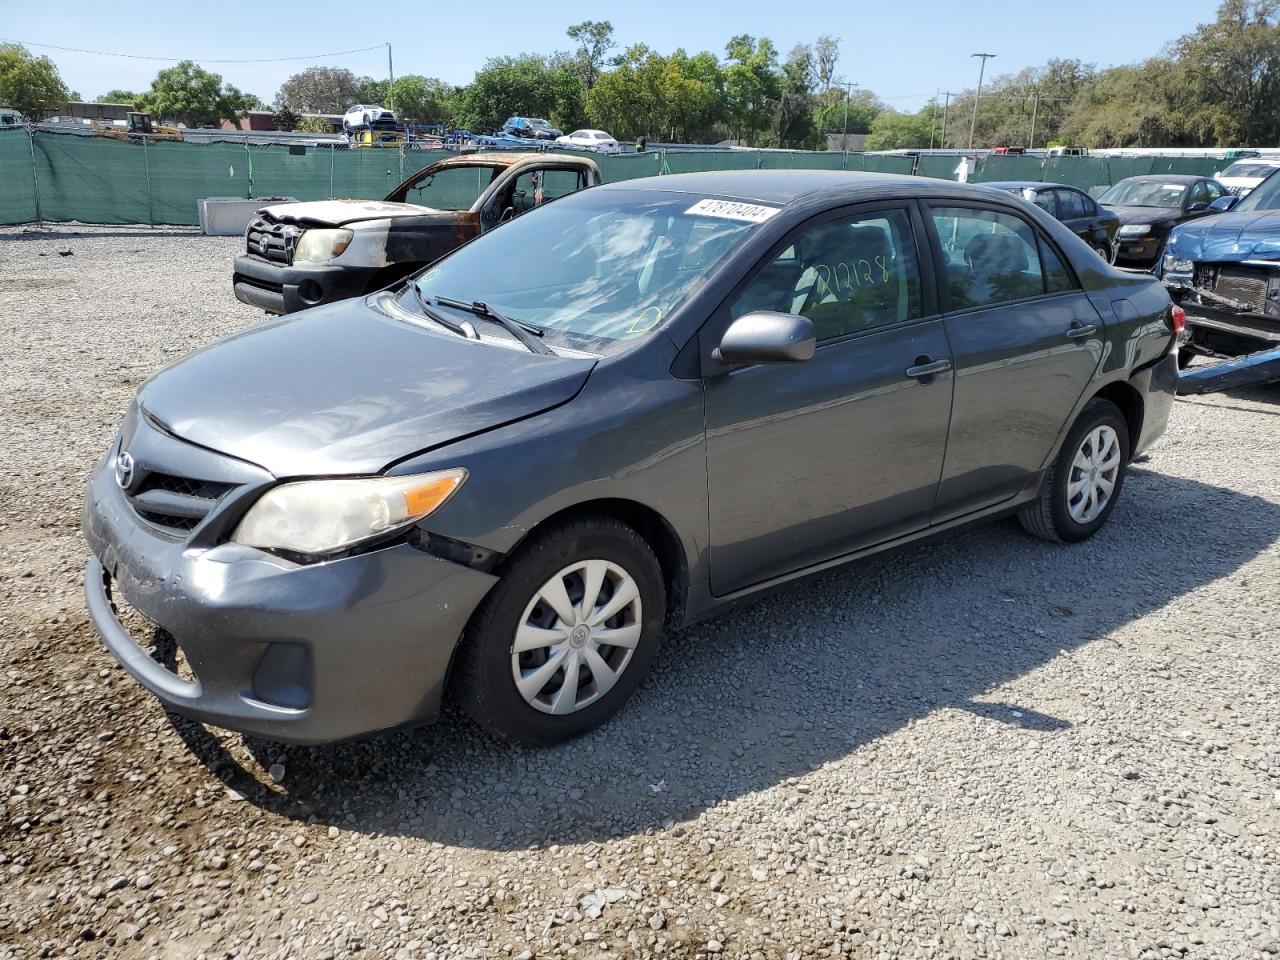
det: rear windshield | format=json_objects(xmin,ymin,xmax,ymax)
[
  {"xmin": 1235, "ymin": 169, "xmax": 1280, "ymax": 212},
  {"xmin": 406, "ymin": 190, "xmax": 768, "ymax": 350},
  {"xmin": 1221, "ymin": 162, "xmax": 1280, "ymax": 179}
]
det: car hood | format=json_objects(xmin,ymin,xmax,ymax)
[
  {"xmin": 1104, "ymin": 205, "xmax": 1183, "ymax": 227},
  {"xmin": 137, "ymin": 298, "xmax": 596, "ymax": 477},
  {"xmin": 1167, "ymin": 209, "xmax": 1280, "ymax": 263},
  {"xmin": 258, "ymin": 199, "xmax": 441, "ymax": 227}
]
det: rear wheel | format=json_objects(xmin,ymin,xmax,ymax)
[
  {"xmin": 454, "ymin": 515, "xmax": 665, "ymax": 745},
  {"xmin": 1019, "ymin": 399, "xmax": 1130, "ymax": 543}
]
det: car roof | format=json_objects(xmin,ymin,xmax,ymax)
[
  {"xmin": 599, "ymin": 169, "xmax": 959, "ymax": 205},
  {"xmin": 980, "ymin": 181, "xmax": 1077, "ymax": 191},
  {"xmin": 1111, "ymin": 174, "xmax": 1199, "ymax": 184},
  {"xmin": 432, "ymin": 151, "xmax": 600, "ymax": 172}
]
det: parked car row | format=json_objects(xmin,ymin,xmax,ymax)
[{"xmin": 89, "ymin": 167, "xmax": 1183, "ymax": 747}]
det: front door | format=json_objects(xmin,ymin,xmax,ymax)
[
  {"xmin": 925, "ymin": 202, "xmax": 1105, "ymax": 521},
  {"xmin": 703, "ymin": 204, "xmax": 954, "ymax": 595}
]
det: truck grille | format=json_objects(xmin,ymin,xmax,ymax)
[
  {"xmin": 127, "ymin": 471, "xmax": 237, "ymax": 534},
  {"xmin": 245, "ymin": 217, "xmax": 299, "ymax": 265}
]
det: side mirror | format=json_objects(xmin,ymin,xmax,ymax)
[
  {"xmin": 1186, "ymin": 201, "xmax": 1209, "ymax": 213},
  {"xmin": 1210, "ymin": 195, "xmax": 1238, "ymax": 212},
  {"xmin": 714, "ymin": 311, "xmax": 815, "ymax": 365}
]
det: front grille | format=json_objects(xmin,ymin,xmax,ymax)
[
  {"xmin": 1215, "ymin": 268, "xmax": 1270, "ymax": 314},
  {"xmin": 126, "ymin": 471, "xmax": 236, "ymax": 535},
  {"xmin": 245, "ymin": 217, "xmax": 299, "ymax": 264}
]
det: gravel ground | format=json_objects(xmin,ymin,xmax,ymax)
[{"xmin": 2, "ymin": 225, "xmax": 1279, "ymax": 960}]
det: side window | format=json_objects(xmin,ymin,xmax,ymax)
[
  {"xmin": 731, "ymin": 208, "xmax": 922, "ymax": 342},
  {"xmin": 1189, "ymin": 181, "xmax": 1209, "ymax": 206},
  {"xmin": 508, "ymin": 169, "xmax": 583, "ymax": 216},
  {"xmin": 930, "ymin": 206, "xmax": 1047, "ymax": 309},
  {"xmin": 1057, "ymin": 189, "xmax": 1086, "ymax": 219},
  {"xmin": 1204, "ymin": 180, "xmax": 1224, "ymax": 202},
  {"xmin": 1040, "ymin": 239, "xmax": 1076, "ymax": 294},
  {"xmin": 1031, "ymin": 190, "xmax": 1057, "ymax": 217}
]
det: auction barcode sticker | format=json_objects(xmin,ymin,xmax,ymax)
[{"xmin": 685, "ymin": 199, "xmax": 780, "ymax": 223}]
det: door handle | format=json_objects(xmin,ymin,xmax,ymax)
[
  {"xmin": 1065, "ymin": 322, "xmax": 1097, "ymax": 339},
  {"xmin": 905, "ymin": 357, "xmax": 952, "ymax": 379}
]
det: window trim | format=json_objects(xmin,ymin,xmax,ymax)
[
  {"xmin": 918, "ymin": 198, "xmax": 1083, "ymax": 316},
  {"xmin": 704, "ymin": 199, "xmax": 939, "ymax": 361}
]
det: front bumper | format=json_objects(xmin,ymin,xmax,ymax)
[
  {"xmin": 82, "ymin": 444, "xmax": 497, "ymax": 744},
  {"xmin": 1114, "ymin": 237, "xmax": 1163, "ymax": 267},
  {"xmin": 233, "ymin": 254, "xmax": 375, "ymax": 315}
]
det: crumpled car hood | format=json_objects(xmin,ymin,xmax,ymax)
[
  {"xmin": 258, "ymin": 199, "xmax": 442, "ymax": 227},
  {"xmin": 1167, "ymin": 210, "xmax": 1280, "ymax": 263},
  {"xmin": 137, "ymin": 298, "xmax": 595, "ymax": 477}
]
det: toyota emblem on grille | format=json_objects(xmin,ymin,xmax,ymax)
[
  {"xmin": 257, "ymin": 236, "xmax": 268, "ymax": 255},
  {"xmin": 115, "ymin": 451, "xmax": 135, "ymax": 490}
]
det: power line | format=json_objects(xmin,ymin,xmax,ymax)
[{"xmin": 0, "ymin": 37, "xmax": 387, "ymax": 64}]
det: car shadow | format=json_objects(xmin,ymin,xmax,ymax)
[{"xmin": 167, "ymin": 467, "xmax": 1280, "ymax": 850}]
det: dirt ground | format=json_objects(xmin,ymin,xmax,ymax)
[{"xmin": 1, "ymin": 226, "xmax": 1278, "ymax": 960}]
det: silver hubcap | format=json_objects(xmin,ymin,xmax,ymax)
[
  {"xmin": 1067, "ymin": 424, "xmax": 1121, "ymax": 524},
  {"xmin": 511, "ymin": 559, "xmax": 642, "ymax": 715}
]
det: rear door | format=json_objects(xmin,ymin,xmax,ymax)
[
  {"xmin": 702, "ymin": 202, "xmax": 954, "ymax": 594},
  {"xmin": 924, "ymin": 201, "xmax": 1105, "ymax": 522}
]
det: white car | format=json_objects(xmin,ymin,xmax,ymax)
[
  {"xmin": 1214, "ymin": 158, "xmax": 1280, "ymax": 196},
  {"xmin": 555, "ymin": 129, "xmax": 621, "ymax": 154},
  {"xmin": 343, "ymin": 104, "xmax": 397, "ymax": 133}
]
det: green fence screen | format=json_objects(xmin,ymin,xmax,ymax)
[{"xmin": 0, "ymin": 129, "xmax": 1237, "ymax": 227}]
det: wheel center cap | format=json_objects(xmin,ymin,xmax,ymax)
[{"xmin": 569, "ymin": 625, "xmax": 590, "ymax": 648}]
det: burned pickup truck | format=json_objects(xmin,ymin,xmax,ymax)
[
  {"xmin": 233, "ymin": 153, "xmax": 601, "ymax": 314},
  {"xmin": 1160, "ymin": 169, "xmax": 1280, "ymax": 365}
]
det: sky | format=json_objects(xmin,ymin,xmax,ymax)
[{"xmin": 4, "ymin": 0, "xmax": 1220, "ymax": 113}]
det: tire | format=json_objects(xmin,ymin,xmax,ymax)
[
  {"xmin": 1093, "ymin": 240, "xmax": 1116, "ymax": 265},
  {"xmin": 1019, "ymin": 398, "xmax": 1130, "ymax": 544},
  {"xmin": 454, "ymin": 515, "xmax": 666, "ymax": 745}
]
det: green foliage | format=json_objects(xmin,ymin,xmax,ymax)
[
  {"xmin": 388, "ymin": 76, "xmax": 454, "ymax": 124},
  {"xmin": 864, "ymin": 110, "xmax": 934, "ymax": 150},
  {"xmin": 277, "ymin": 67, "xmax": 367, "ymax": 114},
  {"xmin": 455, "ymin": 54, "xmax": 584, "ymax": 133},
  {"xmin": 98, "ymin": 89, "xmax": 140, "ymax": 106},
  {"xmin": 0, "ymin": 43, "xmax": 69, "ymax": 120},
  {"xmin": 296, "ymin": 115, "xmax": 333, "ymax": 134},
  {"xmin": 722, "ymin": 35, "xmax": 782, "ymax": 146},
  {"xmin": 135, "ymin": 61, "xmax": 257, "ymax": 127},
  {"xmin": 586, "ymin": 45, "xmax": 724, "ymax": 142},
  {"xmin": 272, "ymin": 105, "xmax": 300, "ymax": 132},
  {"xmin": 567, "ymin": 21, "xmax": 616, "ymax": 89}
]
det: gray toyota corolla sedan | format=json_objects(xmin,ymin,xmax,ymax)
[{"xmin": 83, "ymin": 171, "xmax": 1182, "ymax": 746}]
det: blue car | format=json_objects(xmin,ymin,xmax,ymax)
[{"xmin": 1161, "ymin": 169, "xmax": 1280, "ymax": 360}]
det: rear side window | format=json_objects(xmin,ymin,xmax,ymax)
[
  {"xmin": 1056, "ymin": 189, "xmax": 1086, "ymax": 219},
  {"xmin": 931, "ymin": 206, "xmax": 1058, "ymax": 309},
  {"xmin": 1030, "ymin": 190, "xmax": 1056, "ymax": 217},
  {"xmin": 732, "ymin": 207, "xmax": 923, "ymax": 341}
]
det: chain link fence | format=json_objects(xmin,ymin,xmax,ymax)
[{"xmin": 0, "ymin": 126, "xmax": 1233, "ymax": 228}]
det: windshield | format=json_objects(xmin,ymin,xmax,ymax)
[
  {"xmin": 530, "ymin": 119, "xmax": 553, "ymax": 130},
  {"xmin": 1234, "ymin": 169, "xmax": 1280, "ymax": 212},
  {"xmin": 388, "ymin": 164, "xmax": 498, "ymax": 208},
  {"xmin": 1099, "ymin": 180, "xmax": 1187, "ymax": 208},
  {"xmin": 1221, "ymin": 162, "xmax": 1280, "ymax": 179},
  {"xmin": 406, "ymin": 189, "xmax": 766, "ymax": 350}
]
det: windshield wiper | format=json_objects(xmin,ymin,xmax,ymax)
[
  {"xmin": 434, "ymin": 296, "xmax": 553, "ymax": 356},
  {"xmin": 411, "ymin": 281, "xmax": 478, "ymax": 340}
]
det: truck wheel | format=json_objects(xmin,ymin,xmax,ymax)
[
  {"xmin": 454, "ymin": 515, "xmax": 665, "ymax": 745},
  {"xmin": 1019, "ymin": 399, "xmax": 1130, "ymax": 544}
]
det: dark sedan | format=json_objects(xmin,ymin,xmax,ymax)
[
  {"xmin": 985, "ymin": 181, "xmax": 1120, "ymax": 262},
  {"xmin": 83, "ymin": 171, "xmax": 1180, "ymax": 746},
  {"xmin": 1098, "ymin": 175, "xmax": 1226, "ymax": 269}
]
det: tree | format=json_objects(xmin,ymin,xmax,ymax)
[
  {"xmin": 812, "ymin": 87, "xmax": 884, "ymax": 140},
  {"xmin": 277, "ymin": 66, "xmax": 365, "ymax": 114},
  {"xmin": 814, "ymin": 35, "xmax": 839, "ymax": 92},
  {"xmin": 455, "ymin": 54, "xmax": 584, "ymax": 133},
  {"xmin": 864, "ymin": 110, "xmax": 933, "ymax": 150},
  {"xmin": 567, "ymin": 21, "xmax": 616, "ymax": 90},
  {"xmin": 273, "ymin": 105, "xmax": 300, "ymax": 131},
  {"xmin": 775, "ymin": 44, "xmax": 818, "ymax": 148},
  {"xmin": 98, "ymin": 88, "xmax": 140, "ymax": 105},
  {"xmin": 0, "ymin": 43, "xmax": 69, "ymax": 120},
  {"xmin": 133, "ymin": 61, "xmax": 257, "ymax": 127},
  {"xmin": 387, "ymin": 75, "xmax": 453, "ymax": 124},
  {"xmin": 297, "ymin": 115, "xmax": 333, "ymax": 134},
  {"xmin": 722, "ymin": 35, "xmax": 782, "ymax": 145}
]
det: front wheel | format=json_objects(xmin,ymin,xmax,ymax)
[
  {"xmin": 454, "ymin": 515, "xmax": 666, "ymax": 745},
  {"xmin": 1093, "ymin": 240, "xmax": 1117, "ymax": 265},
  {"xmin": 1019, "ymin": 398, "xmax": 1130, "ymax": 543}
]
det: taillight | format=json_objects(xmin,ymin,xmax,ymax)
[{"xmin": 1166, "ymin": 303, "xmax": 1186, "ymax": 336}]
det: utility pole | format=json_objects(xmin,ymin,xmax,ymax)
[
  {"xmin": 930, "ymin": 87, "xmax": 939, "ymax": 149},
  {"xmin": 837, "ymin": 80, "xmax": 859, "ymax": 151},
  {"xmin": 386, "ymin": 43, "xmax": 395, "ymax": 111},
  {"xmin": 968, "ymin": 53, "xmax": 996, "ymax": 150},
  {"xmin": 1028, "ymin": 91, "xmax": 1040, "ymax": 149},
  {"xmin": 940, "ymin": 91, "xmax": 955, "ymax": 148}
]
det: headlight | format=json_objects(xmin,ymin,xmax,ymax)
[
  {"xmin": 292, "ymin": 228, "xmax": 354, "ymax": 265},
  {"xmin": 232, "ymin": 468, "xmax": 466, "ymax": 555},
  {"xmin": 1162, "ymin": 254, "xmax": 1194, "ymax": 274},
  {"xmin": 1118, "ymin": 224, "xmax": 1152, "ymax": 237}
]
